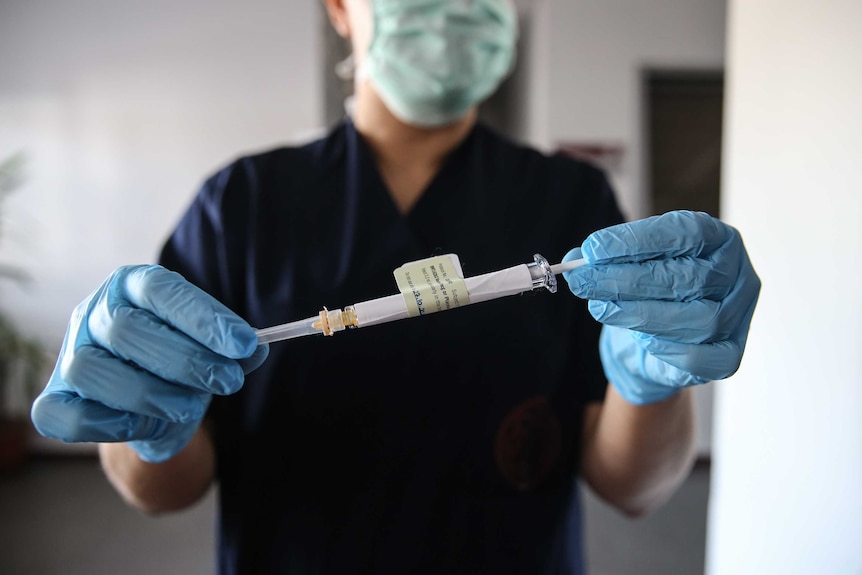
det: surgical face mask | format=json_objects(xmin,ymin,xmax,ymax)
[{"xmin": 358, "ymin": 0, "xmax": 518, "ymax": 127}]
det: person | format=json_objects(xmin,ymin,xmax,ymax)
[{"xmin": 31, "ymin": 1, "xmax": 760, "ymax": 573}]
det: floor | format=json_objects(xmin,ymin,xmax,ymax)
[
  {"xmin": 583, "ymin": 464, "xmax": 710, "ymax": 574},
  {"xmin": 0, "ymin": 458, "xmax": 709, "ymax": 574}
]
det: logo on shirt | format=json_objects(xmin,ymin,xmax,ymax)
[{"xmin": 494, "ymin": 396, "xmax": 562, "ymax": 491}]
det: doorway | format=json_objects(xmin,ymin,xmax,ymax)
[{"xmin": 646, "ymin": 71, "xmax": 724, "ymax": 217}]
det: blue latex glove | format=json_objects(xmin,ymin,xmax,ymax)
[
  {"xmin": 563, "ymin": 211, "xmax": 760, "ymax": 405},
  {"xmin": 31, "ymin": 265, "xmax": 268, "ymax": 462}
]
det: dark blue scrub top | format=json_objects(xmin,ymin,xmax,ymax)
[{"xmin": 159, "ymin": 120, "xmax": 624, "ymax": 575}]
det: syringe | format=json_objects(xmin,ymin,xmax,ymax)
[{"xmin": 255, "ymin": 251, "xmax": 587, "ymax": 345}]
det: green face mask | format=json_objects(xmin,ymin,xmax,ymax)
[{"xmin": 360, "ymin": 0, "xmax": 519, "ymax": 127}]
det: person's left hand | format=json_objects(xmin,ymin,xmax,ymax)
[{"xmin": 562, "ymin": 210, "xmax": 761, "ymax": 405}]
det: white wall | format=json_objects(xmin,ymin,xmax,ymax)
[
  {"xmin": 707, "ymin": 1, "xmax": 862, "ymax": 573},
  {"xmin": 545, "ymin": 0, "xmax": 726, "ymax": 220},
  {"xmin": 0, "ymin": 0, "xmax": 323, "ymax": 352}
]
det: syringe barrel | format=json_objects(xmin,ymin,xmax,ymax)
[
  {"xmin": 463, "ymin": 264, "xmax": 534, "ymax": 303},
  {"xmin": 353, "ymin": 294, "xmax": 410, "ymax": 328},
  {"xmin": 352, "ymin": 264, "xmax": 534, "ymax": 328},
  {"xmin": 255, "ymin": 254, "xmax": 574, "ymax": 343}
]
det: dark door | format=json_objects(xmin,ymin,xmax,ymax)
[{"xmin": 647, "ymin": 71, "xmax": 724, "ymax": 217}]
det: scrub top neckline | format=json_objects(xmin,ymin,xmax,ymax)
[
  {"xmin": 342, "ymin": 117, "xmax": 517, "ymax": 274},
  {"xmin": 345, "ymin": 118, "xmax": 480, "ymax": 221}
]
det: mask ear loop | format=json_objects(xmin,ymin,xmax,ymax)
[
  {"xmin": 335, "ymin": 53, "xmax": 358, "ymax": 119},
  {"xmin": 334, "ymin": 53, "xmax": 355, "ymax": 81}
]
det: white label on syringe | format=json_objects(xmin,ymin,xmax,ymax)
[{"xmin": 393, "ymin": 254, "xmax": 470, "ymax": 318}]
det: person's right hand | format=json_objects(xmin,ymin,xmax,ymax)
[{"xmin": 31, "ymin": 265, "xmax": 268, "ymax": 463}]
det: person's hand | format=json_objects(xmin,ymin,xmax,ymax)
[
  {"xmin": 563, "ymin": 211, "xmax": 760, "ymax": 405},
  {"xmin": 31, "ymin": 265, "xmax": 268, "ymax": 462}
]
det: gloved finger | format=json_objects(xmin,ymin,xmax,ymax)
[
  {"xmin": 634, "ymin": 350, "xmax": 711, "ymax": 389},
  {"xmin": 588, "ymin": 299, "xmax": 734, "ymax": 344},
  {"xmin": 581, "ymin": 211, "xmax": 730, "ymax": 264},
  {"xmin": 117, "ymin": 265, "xmax": 258, "ymax": 359},
  {"xmin": 637, "ymin": 334, "xmax": 743, "ymax": 381},
  {"xmin": 238, "ymin": 344, "xmax": 269, "ymax": 374},
  {"xmin": 718, "ymin": 249, "xmax": 762, "ymax": 349},
  {"xmin": 600, "ymin": 250, "xmax": 758, "ymax": 347},
  {"xmin": 61, "ymin": 346, "xmax": 210, "ymax": 423},
  {"xmin": 128, "ymin": 420, "xmax": 200, "ymax": 463},
  {"xmin": 30, "ymin": 390, "xmax": 168, "ymax": 443},
  {"xmin": 87, "ymin": 304, "xmax": 246, "ymax": 395},
  {"xmin": 599, "ymin": 326, "xmax": 708, "ymax": 404},
  {"xmin": 565, "ymin": 255, "xmax": 736, "ymax": 302}
]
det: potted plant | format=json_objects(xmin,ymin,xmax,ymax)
[{"xmin": 0, "ymin": 153, "xmax": 47, "ymax": 472}]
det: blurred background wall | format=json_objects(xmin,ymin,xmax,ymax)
[
  {"xmin": 708, "ymin": 0, "xmax": 862, "ymax": 572},
  {"xmin": 542, "ymin": 0, "xmax": 726, "ymax": 220},
  {"xmin": 0, "ymin": 0, "xmax": 322, "ymax": 358}
]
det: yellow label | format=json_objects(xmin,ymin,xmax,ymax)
[{"xmin": 393, "ymin": 254, "xmax": 470, "ymax": 318}]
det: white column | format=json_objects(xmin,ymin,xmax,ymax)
[{"xmin": 708, "ymin": 1, "xmax": 862, "ymax": 573}]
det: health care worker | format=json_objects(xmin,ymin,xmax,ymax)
[{"xmin": 31, "ymin": 1, "xmax": 760, "ymax": 573}]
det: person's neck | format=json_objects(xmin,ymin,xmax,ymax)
[{"xmin": 352, "ymin": 82, "xmax": 477, "ymax": 214}]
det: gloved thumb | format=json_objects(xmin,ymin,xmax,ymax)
[{"xmin": 238, "ymin": 343, "xmax": 269, "ymax": 374}]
